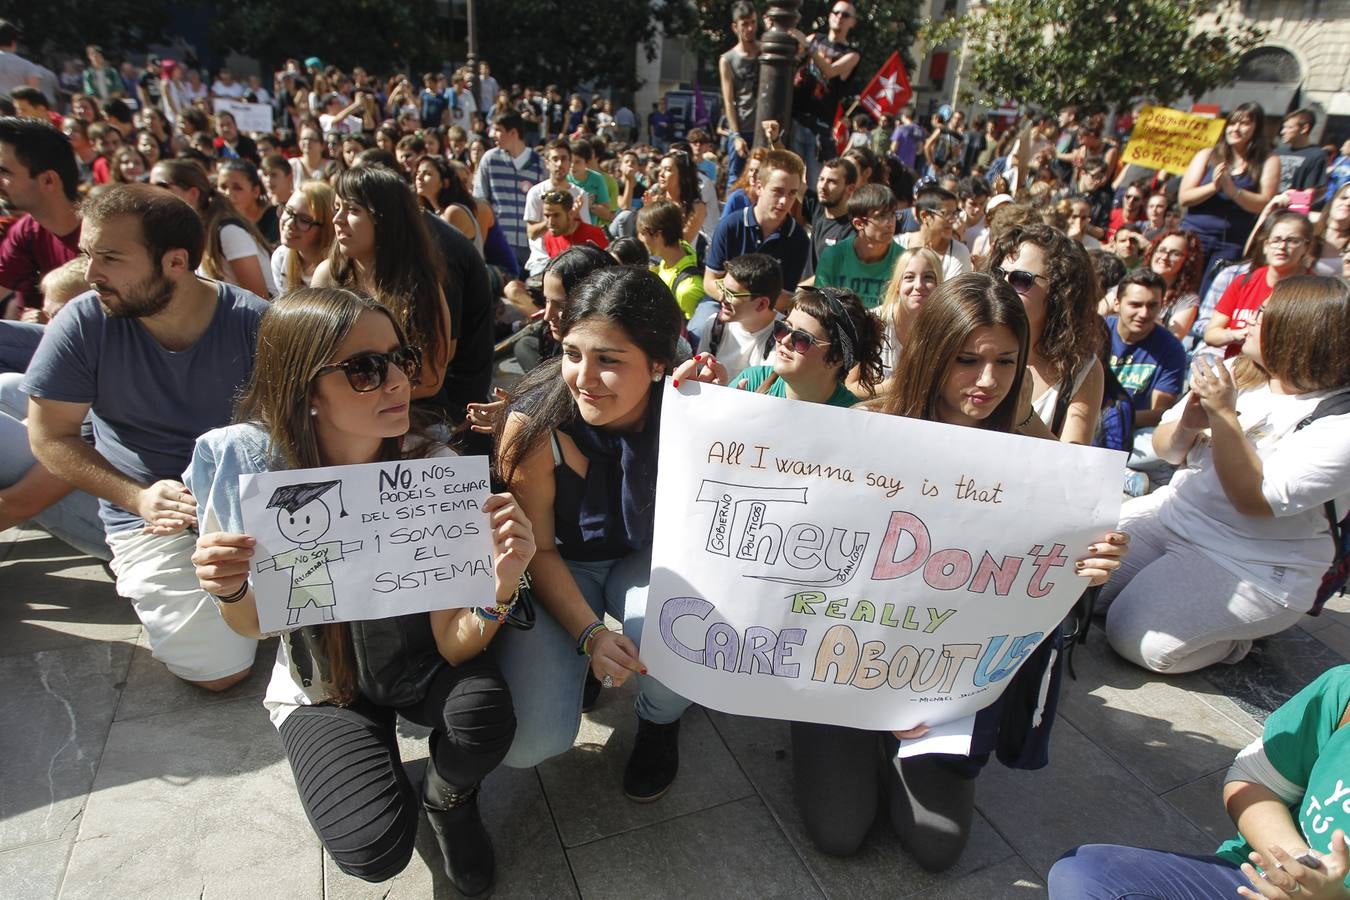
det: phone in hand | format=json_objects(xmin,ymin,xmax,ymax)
[{"xmin": 1287, "ymin": 189, "xmax": 1313, "ymax": 216}]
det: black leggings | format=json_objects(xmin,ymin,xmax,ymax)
[
  {"xmin": 277, "ymin": 656, "xmax": 515, "ymax": 883},
  {"xmin": 790, "ymin": 721, "xmax": 978, "ymax": 872}
]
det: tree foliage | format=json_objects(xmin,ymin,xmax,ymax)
[
  {"xmin": 682, "ymin": 0, "xmax": 923, "ymax": 94},
  {"xmin": 925, "ymin": 0, "xmax": 1265, "ymax": 112},
  {"xmin": 6, "ymin": 1, "xmax": 180, "ymax": 66}
]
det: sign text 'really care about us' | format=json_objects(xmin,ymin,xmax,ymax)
[{"xmin": 641, "ymin": 381, "xmax": 1124, "ymax": 731}]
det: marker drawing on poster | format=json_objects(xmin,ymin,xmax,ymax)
[
  {"xmin": 641, "ymin": 381, "xmax": 1124, "ymax": 732},
  {"xmin": 240, "ymin": 456, "xmax": 496, "ymax": 633}
]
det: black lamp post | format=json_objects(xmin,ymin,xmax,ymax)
[{"xmin": 754, "ymin": 0, "xmax": 802, "ymax": 148}]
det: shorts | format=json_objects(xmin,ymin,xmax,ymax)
[
  {"xmin": 108, "ymin": 528, "xmax": 258, "ymax": 681},
  {"xmin": 288, "ymin": 583, "xmax": 336, "ymax": 610}
]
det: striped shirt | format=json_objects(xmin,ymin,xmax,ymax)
[{"xmin": 473, "ymin": 146, "xmax": 544, "ymax": 257}]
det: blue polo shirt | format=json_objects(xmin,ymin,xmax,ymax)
[{"xmin": 706, "ymin": 205, "xmax": 811, "ymax": 288}]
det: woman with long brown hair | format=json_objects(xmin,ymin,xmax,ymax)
[
  {"xmin": 313, "ymin": 165, "xmax": 454, "ymax": 402},
  {"xmin": 187, "ymin": 287, "xmax": 534, "ymax": 895},
  {"xmin": 151, "ymin": 158, "xmax": 276, "ymax": 298}
]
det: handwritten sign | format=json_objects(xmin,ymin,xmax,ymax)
[
  {"xmin": 641, "ymin": 382, "xmax": 1124, "ymax": 731},
  {"xmin": 239, "ymin": 456, "xmax": 495, "ymax": 633},
  {"xmin": 213, "ymin": 99, "xmax": 274, "ymax": 134},
  {"xmin": 1121, "ymin": 106, "xmax": 1227, "ymax": 175}
]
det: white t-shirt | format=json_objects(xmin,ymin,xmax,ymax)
[
  {"xmin": 1148, "ymin": 381, "xmax": 1350, "ymax": 607},
  {"xmin": 449, "ymin": 89, "xmax": 476, "ymax": 132},
  {"xmin": 203, "ymin": 223, "xmax": 277, "ymax": 297},
  {"xmin": 714, "ymin": 317, "xmax": 777, "ymax": 377},
  {"xmin": 522, "ymin": 180, "xmax": 592, "ymax": 275},
  {"xmin": 263, "ymin": 443, "xmax": 457, "ymax": 727},
  {"xmin": 319, "ymin": 113, "xmax": 363, "ymax": 135},
  {"xmin": 211, "ymin": 80, "xmax": 247, "ymax": 99},
  {"xmin": 901, "ymin": 235, "xmax": 972, "ymax": 280},
  {"xmin": 269, "ymin": 245, "xmax": 314, "ymax": 294}
]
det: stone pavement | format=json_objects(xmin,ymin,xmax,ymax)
[{"xmin": 3, "ymin": 524, "xmax": 1348, "ymax": 900}]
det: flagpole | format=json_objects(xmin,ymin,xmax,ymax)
[{"xmin": 753, "ymin": 0, "xmax": 801, "ymax": 149}]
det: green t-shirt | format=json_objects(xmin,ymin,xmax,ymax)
[
  {"xmin": 732, "ymin": 365, "xmax": 858, "ymax": 408},
  {"xmin": 1214, "ymin": 665, "xmax": 1350, "ymax": 886},
  {"xmin": 568, "ymin": 169, "xmax": 611, "ymax": 207},
  {"xmin": 813, "ymin": 236, "xmax": 904, "ymax": 310}
]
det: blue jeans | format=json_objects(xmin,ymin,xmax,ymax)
[
  {"xmin": 790, "ymin": 120, "xmax": 824, "ymax": 190},
  {"xmin": 725, "ymin": 131, "xmax": 752, "ymax": 183},
  {"xmin": 491, "ymin": 546, "xmax": 693, "ymax": 769},
  {"xmin": 1048, "ymin": 844, "xmax": 1248, "ymax": 899},
  {"xmin": 0, "ymin": 320, "xmax": 45, "ymax": 374}
]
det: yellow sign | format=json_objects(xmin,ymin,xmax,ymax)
[{"xmin": 1121, "ymin": 106, "xmax": 1227, "ymax": 175}]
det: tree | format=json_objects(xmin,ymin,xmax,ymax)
[
  {"xmin": 212, "ymin": 0, "xmax": 449, "ymax": 73},
  {"xmin": 683, "ymin": 0, "xmax": 924, "ymax": 98},
  {"xmin": 6, "ymin": 1, "xmax": 182, "ymax": 67},
  {"xmin": 925, "ymin": 0, "xmax": 1265, "ymax": 112}
]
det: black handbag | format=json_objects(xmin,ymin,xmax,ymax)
[{"xmin": 349, "ymin": 613, "xmax": 447, "ymax": 708}]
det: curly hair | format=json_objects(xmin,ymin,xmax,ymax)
[
  {"xmin": 1146, "ymin": 229, "xmax": 1204, "ymax": 308},
  {"xmin": 986, "ymin": 222, "xmax": 1101, "ymax": 386}
]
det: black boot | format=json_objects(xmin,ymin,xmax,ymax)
[
  {"xmin": 622, "ymin": 717, "xmax": 680, "ymax": 802},
  {"xmin": 422, "ymin": 761, "xmax": 494, "ymax": 897},
  {"xmin": 581, "ymin": 668, "xmax": 603, "ymax": 713}
]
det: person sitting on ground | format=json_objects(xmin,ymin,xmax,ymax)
[
  {"xmin": 187, "ymin": 287, "xmax": 534, "ymax": 895},
  {"xmin": 814, "ymin": 183, "xmax": 904, "ymax": 310},
  {"xmin": 541, "ymin": 188, "xmax": 608, "ymax": 259},
  {"xmin": 1105, "ymin": 268, "xmax": 1186, "ymax": 431},
  {"xmin": 1049, "ymin": 665, "xmax": 1350, "ymax": 899},
  {"xmin": 1311, "ymin": 180, "xmax": 1350, "ymax": 276},
  {"xmin": 150, "ymin": 158, "xmax": 277, "ymax": 299},
  {"xmin": 1090, "ymin": 249, "xmax": 1127, "ymax": 317},
  {"xmin": 693, "ymin": 252, "xmax": 783, "ymax": 375},
  {"xmin": 870, "ymin": 247, "xmax": 944, "ymax": 381},
  {"xmin": 1137, "ymin": 228, "xmax": 1205, "ymax": 340},
  {"xmin": 644, "ymin": 149, "xmax": 707, "ymax": 251},
  {"xmin": 568, "ymin": 138, "xmax": 612, "ymax": 225},
  {"xmin": 800, "ymin": 156, "xmax": 859, "ymax": 282},
  {"xmin": 520, "ymin": 138, "xmax": 593, "ymax": 276},
  {"xmin": 0, "ymin": 117, "xmax": 82, "ymax": 319},
  {"xmin": 1203, "ymin": 211, "xmax": 1312, "ymax": 358},
  {"xmin": 1103, "ymin": 275, "xmax": 1350, "ymax": 674},
  {"xmin": 23, "ymin": 184, "xmax": 269, "ymax": 689},
  {"xmin": 259, "ymin": 152, "xmax": 295, "ymax": 209},
  {"xmin": 987, "ymin": 222, "xmax": 1104, "ymax": 443},
  {"xmin": 704, "ymin": 149, "xmax": 809, "ymax": 310},
  {"xmin": 216, "ymin": 158, "xmax": 278, "ymax": 246},
  {"xmin": 503, "ymin": 244, "xmax": 615, "ymax": 377},
  {"xmin": 635, "ymin": 199, "xmax": 704, "ymax": 322},
  {"xmin": 270, "ymin": 180, "xmax": 335, "ymax": 292},
  {"xmin": 958, "ymin": 176, "xmax": 992, "ymax": 249},
  {"xmin": 903, "ymin": 184, "xmax": 972, "ymax": 279},
  {"xmin": 720, "ymin": 147, "xmax": 767, "ymax": 223}
]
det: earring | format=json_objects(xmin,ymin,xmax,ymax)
[
  {"xmin": 652, "ymin": 372, "xmax": 664, "ymax": 382},
  {"xmin": 309, "ymin": 407, "xmax": 318, "ymax": 417}
]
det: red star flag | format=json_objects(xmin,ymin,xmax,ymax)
[{"xmin": 857, "ymin": 52, "xmax": 912, "ymax": 120}]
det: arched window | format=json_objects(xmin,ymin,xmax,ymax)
[{"xmin": 1236, "ymin": 47, "xmax": 1301, "ymax": 84}]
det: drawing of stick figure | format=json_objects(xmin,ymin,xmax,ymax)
[{"xmin": 255, "ymin": 480, "xmax": 363, "ymax": 626}]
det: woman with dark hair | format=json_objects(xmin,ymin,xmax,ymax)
[
  {"xmin": 1203, "ymin": 211, "xmax": 1313, "ymax": 358},
  {"xmin": 1105, "ymin": 275, "xmax": 1350, "ymax": 673},
  {"xmin": 675, "ymin": 273, "xmax": 1129, "ymax": 870},
  {"xmin": 986, "ymin": 222, "xmax": 1104, "ymax": 443},
  {"xmin": 1311, "ymin": 180, "xmax": 1350, "ymax": 276},
  {"xmin": 313, "ymin": 166, "xmax": 454, "ymax": 403},
  {"xmin": 646, "ymin": 150, "xmax": 706, "ymax": 246},
  {"xmin": 414, "ymin": 155, "xmax": 483, "ymax": 253},
  {"xmin": 1144, "ymin": 229, "xmax": 1205, "ymax": 339},
  {"xmin": 109, "ymin": 146, "xmax": 148, "ymax": 184},
  {"xmin": 151, "ymin": 158, "xmax": 277, "ymax": 298},
  {"xmin": 491, "ymin": 267, "xmax": 694, "ymax": 800},
  {"xmin": 217, "ymin": 158, "xmax": 280, "ymax": 245},
  {"xmin": 135, "ymin": 129, "xmax": 163, "ymax": 168},
  {"xmin": 1180, "ymin": 101, "xmax": 1280, "ymax": 295},
  {"xmin": 187, "ymin": 288, "xmax": 534, "ymax": 895},
  {"xmin": 447, "ymin": 158, "xmax": 517, "ymax": 275}
]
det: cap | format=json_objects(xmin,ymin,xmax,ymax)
[
  {"xmin": 986, "ymin": 193, "xmax": 1014, "ymax": 214},
  {"xmin": 266, "ymin": 480, "xmax": 346, "ymax": 515}
]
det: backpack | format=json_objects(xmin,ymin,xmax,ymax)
[{"xmin": 1294, "ymin": 391, "xmax": 1350, "ymax": 616}]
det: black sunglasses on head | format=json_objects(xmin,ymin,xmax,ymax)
[{"xmin": 315, "ymin": 346, "xmax": 422, "ymax": 392}]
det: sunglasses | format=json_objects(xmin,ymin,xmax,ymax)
[
  {"xmin": 314, "ymin": 346, "xmax": 422, "ymax": 392},
  {"xmin": 716, "ymin": 279, "xmax": 755, "ymax": 302},
  {"xmin": 830, "ymin": 7, "xmax": 855, "ymax": 18},
  {"xmin": 772, "ymin": 319, "xmax": 830, "ymax": 353},
  {"xmin": 993, "ymin": 266, "xmax": 1046, "ymax": 294}
]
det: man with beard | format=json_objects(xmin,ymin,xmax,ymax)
[
  {"xmin": 801, "ymin": 156, "xmax": 857, "ymax": 282},
  {"xmin": 23, "ymin": 184, "xmax": 268, "ymax": 691}
]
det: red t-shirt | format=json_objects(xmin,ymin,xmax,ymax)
[
  {"xmin": 1214, "ymin": 265, "xmax": 1273, "ymax": 358},
  {"xmin": 543, "ymin": 221, "xmax": 609, "ymax": 258},
  {"xmin": 0, "ymin": 214, "xmax": 82, "ymax": 311}
]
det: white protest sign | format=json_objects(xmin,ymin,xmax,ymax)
[
  {"xmin": 239, "ymin": 456, "xmax": 495, "ymax": 633},
  {"xmin": 641, "ymin": 381, "xmax": 1124, "ymax": 732},
  {"xmin": 213, "ymin": 99, "xmax": 274, "ymax": 133}
]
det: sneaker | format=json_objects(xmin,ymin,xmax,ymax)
[{"xmin": 622, "ymin": 717, "xmax": 680, "ymax": 802}]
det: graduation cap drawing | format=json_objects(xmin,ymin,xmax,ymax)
[{"xmin": 266, "ymin": 480, "xmax": 349, "ymax": 518}]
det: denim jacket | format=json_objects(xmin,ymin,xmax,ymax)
[{"xmin": 182, "ymin": 422, "xmax": 275, "ymax": 534}]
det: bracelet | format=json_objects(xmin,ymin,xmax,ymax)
[
  {"xmin": 576, "ymin": 620, "xmax": 606, "ymax": 657},
  {"xmin": 214, "ymin": 581, "xmax": 249, "ymax": 604},
  {"xmin": 476, "ymin": 574, "xmax": 527, "ymax": 624}
]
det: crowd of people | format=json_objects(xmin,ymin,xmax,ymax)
[{"xmin": 1, "ymin": 8, "xmax": 1349, "ymax": 897}]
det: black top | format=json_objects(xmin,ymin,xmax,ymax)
[{"xmin": 422, "ymin": 212, "xmax": 494, "ymax": 422}]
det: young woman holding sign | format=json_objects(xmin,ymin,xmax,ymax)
[
  {"xmin": 492, "ymin": 266, "xmax": 692, "ymax": 800},
  {"xmin": 186, "ymin": 288, "xmax": 535, "ymax": 896},
  {"xmin": 672, "ymin": 273, "xmax": 1129, "ymax": 870}
]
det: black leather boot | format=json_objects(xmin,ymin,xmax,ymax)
[
  {"xmin": 622, "ymin": 717, "xmax": 680, "ymax": 802},
  {"xmin": 422, "ymin": 760, "xmax": 494, "ymax": 897}
]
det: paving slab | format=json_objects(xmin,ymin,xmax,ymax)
[
  {"xmin": 567, "ymin": 796, "xmax": 821, "ymax": 899},
  {"xmin": 1161, "ymin": 769, "xmax": 1237, "ymax": 844},
  {"xmin": 0, "ymin": 641, "xmax": 132, "ymax": 852},
  {"xmin": 0, "ymin": 838, "xmax": 71, "ymax": 900},
  {"xmin": 1, "ymin": 533, "xmax": 138, "ymax": 658},
  {"xmin": 1306, "ymin": 620, "xmax": 1350, "ymax": 662},
  {"xmin": 1202, "ymin": 628, "xmax": 1345, "ymax": 723},
  {"xmin": 536, "ymin": 682, "xmax": 754, "ymax": 848},
  {"xmin": 324, "ymin": 722, "xmax": 577, "ymax": 900},
  {"xmin": 61, "ymin": 696, "xmax": 319, "ymax": 900},
  {"xmin": 113, "ymin": 631, "xmax": 276, "ymax": 723},
  {"xmin": 1057, "ymin": 637, "xmax": 1256, "ymax": 792},
  {"xmin": 975, "ymin": 719, "xmax": 1215, "ymax": 877},
  {"xmin": 706, "ymin": 710, "xmax": 1016, "ymax": 899},
  {"xmin": 905, "ymin": 856, "xmax": 1046, "ymax": 899}
]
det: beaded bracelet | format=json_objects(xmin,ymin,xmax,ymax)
[
  {"xmin": 476, "ymin": 575, "xmax": 527, "ymax": 624},
  {"xmin": 576, "ymin": 620, "xmax": 607, "ymax": 657}
]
